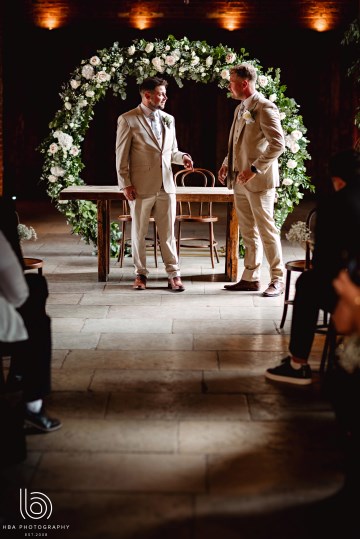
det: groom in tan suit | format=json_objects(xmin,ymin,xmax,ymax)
[
  {"xmin": 219, "ymin": 64, "xmax": 286, "ymax": 297},
  {"xmin": 116, "ymin": 77, "xmax": 193, "ymax": 291}
]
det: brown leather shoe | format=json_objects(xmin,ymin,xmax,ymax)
[
  {"xmin": 133, "ymin": 274, "xmax": 147, "ymax": 290},
  {"xmin": 224, "ymin": 280, "xmax": 260, "ymax": 291},
  {"xmin": 168, "ymin": 276, "xmax": 185, "ymax": 292},
  {"xmin": 262, "ymin": 280, "xmax": 284, "ymax": 297}
]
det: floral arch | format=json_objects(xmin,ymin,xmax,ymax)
[{"xmin": 39, "ymin": 35, "xmax": 313, "ymax": 256}]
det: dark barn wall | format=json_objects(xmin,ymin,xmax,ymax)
[{"xmin": 2, "ymin": 9, "xmax": 358, "ymax": 199}]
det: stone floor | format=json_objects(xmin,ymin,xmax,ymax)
[{"xmin": 0, "ymin": 198, "xmax": 351, "ymax": 538}]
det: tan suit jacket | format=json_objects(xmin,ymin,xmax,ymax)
[
  {"xmin": 226, "ymin": 92, "xmax": 285, "ymax": 193},
  {"xmin": 116, "ymin": 105, "xmax": 186, "ymax": 195}
]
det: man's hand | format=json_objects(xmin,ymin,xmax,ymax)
[
  {"xmin": 236, "ymin": 168, "xmax": 256, "ymax": 184},
  {"xmin": 123, "ymin": 186, "xmax": 137, "ymax": 201},
  {"xmin": 218, "ymin": 164, "xmax": 228, "ymax": 185},
  {"xmin": 183, "ymin": 155, "xmax": 194, "ymax": 170}
]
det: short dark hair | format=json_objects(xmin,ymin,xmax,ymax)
[
  {"xmin": 329, "ymin": 148, "xmax": 360, "ymax": 186},
  {"xmin": 139, "ymin": 77, "xmax": 168, "ymax": 95},
  {"xmin": 230, "ymin": 63, "xmax": 257, "ymax": 83}
]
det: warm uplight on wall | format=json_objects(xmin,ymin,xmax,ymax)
[
  {"xmin": 207, "ymin": 11, "xmax": 241, "ymax": 31},
  {"xmin": 119, "ymin": 5, "xmax": 163, "ymax": 30},
  {"xmin": 35, "ymin": 8, "xmax": 64, "ymax": 30},
  {"xmin": 306, "ymin": 3, "xmax": 338, "ymax": 32},
  {"xmin": 312, "ymin": 14, "xmax": 330, "ymax": 32}
]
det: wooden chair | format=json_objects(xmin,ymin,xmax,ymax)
[
  {"xmin": 280, "ymin": 208, "xmax": 324, "ymax": 328},
  {"xmin": 117, "ymin": 200, "xmax": 159, "ymax": 268},
  {"xmin": 174, "ymin": 168, "xmax": 220, "ymax": 268}
]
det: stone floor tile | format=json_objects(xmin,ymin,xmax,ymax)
[
  {"xmin": 90, "ymin": 369, "xmax": 202, "ymax": 393},
  {"xmin": 47, "ymin": 304, "xmax": 109, "ymax": 317},
  {"xmin": 194, "ymin": 334, "xmax": 288, "ymax": 351},
  {"xmin": 52, "ymin": 332, "xmax": 100, "ymax": 349},
  {"xmin": 47, "ymin": 293, "xmax": 83, "ymax": 304},
  {"xmin": 27, "ymin": 418, "xmax": 178, "ymax": 453},
  {"xmin": 107, "ymin": 305, "xmax": 221, "ymax": 319},
  {"xmin": 62, "ymin": 349, "xmax": 218, "ymax": 370},
  {"xmin": 51, "ymin": 369, "xmax": 94, "ymax": 391},
  {"xmin": 32, "ymin": 452, "xmax": 207, "ymax": 493},
  {"xmin": 174, "ymin": 319, "xmax": 278, "ymax": 335},
  {"xmin": 97, "ymin": 333, "xmax": 194, "ymax": 350},
  {"xmin": 82, "ymin": 318, "xmax": 173, "ymax": 333},
  {"xmin": 107, "ymin": 392, "xmax": 250, "ymax": 421}
]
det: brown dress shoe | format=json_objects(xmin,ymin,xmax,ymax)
[
  {"xmin": 262, "ymin": 280, "xmax": 284, "ymax": 297},
  {"xmin": 133, "ymin": 274, "xmax": 147, "ymax": 290},
  {"xmin": 168, "ymin": 276, "xmax": 185, "ymax": 292},
  {"xmin": 224, "ymin": 280, "xmax": 260, "ymax": 291}
]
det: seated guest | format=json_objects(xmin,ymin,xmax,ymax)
[
  {"xmin": 0, "ymin": 197, "xmax": 61, "ymax": 432},
  {"xmin": 265, "ymin": 148, "xmax": 360, "ymax": 384}
]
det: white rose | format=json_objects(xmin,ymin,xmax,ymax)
[
  {"xmin": 90, "ymin": 56, "xmax": 101, "ymax": 66},
  {"xmin": 258, "ymin": 75, "xmax": 268, "ymax": 88},
  {"xmin": 206, "ymin": 56, "xmax": 213, "ymax": 67},
  {"xmin": 70, "ymin": 146, "xmax": 80, "ymax": 156},
  {"xmin": 225, "ymin": 52, "xmax": 236, "ymax": 63},
  {"xmin": 85, "ymin": 90, "xmax": 95, "ymax": 98},
  {"xmin": 269, "ymin": 93, "xmax": 277, "ymax": 102},
  {"xmin": 65, "ymin": 102, "xmax": 72, "ymax": 110},
  {"xmin": 220, "ymin": 69, "xmax": 230, "ymax": 80},
  {"xmin": 184, "ymin": 45, "xmax": 189, "ymax": 50},
  {"xmin": 165, "ymin": 45, "xmax": 170, "ymax": 51},
  {"xmin": 287, "ymin": 159, "xmax": 297, "ymax": 169},
  {"xmin": 95, "ymin": 71, "xmax": 111, "ymax": 83},
  {"xmin": 48, "ymin": 175, "xmax": 58, "ymax": 183},
  {"xmin": 243, "ymin": 110, "xmax": 252, "ymax": 121},
  {"xmin": 282, "ymin": 178, "xmax": 293, "ymax": 186},
  {"xmin": 290, "ymin": 142, "xmax": 300, "ymax": 153},
  {"xmin": 145, "ymin": 42, "xmax": 154, "ymax": 53},
  {"xmin": 128, "ymin": 45, "xmax": 136, "ymax": 55},
  {"xmin": 152, "ymin": 57, "xmax": 164, "ymax": 71},
  {"xmin": 78, "ymin": 99, "xmax": 88, "ymax": 108},
  {"xmin": 291, "ymin": 129, "xmax": 303, "ymax": 140},
  {"xmin": 279, "ymin": 112, "xmax": 286, "ymax": 120},
  {"xmin": 50, "ymin": 166, "xmax": 65, "ymax": 177},
  {"xmin": 81, "ymin": 64, "xmax": 94, "ymax": 80},
  {"xmin": 165, "ymin": 55, "xmax": 176, "ymax": 66},
  {"xmin": 191, "ymin": 56, "xmax": 200, "ymax": 66},
  {"xmin": 142, "ymin": 58, "xmax": 150, "ymax": 65},
  {"xmin": 70, "ymin": 80, "xmax": 81, "ymax": 89},
  {"xmin": 48, "ymin": 143, "xmax": 58, "ymax": 154}
]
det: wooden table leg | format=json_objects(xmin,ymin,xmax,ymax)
[
  {"xmin": 97, "ymin": 200, "xmax": 109, "ymax": 282},
  {"xmin": 225, "ymin": 201, "xmax": 239, "ymax": 281}
]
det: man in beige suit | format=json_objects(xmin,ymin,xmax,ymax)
[
  {"xmin": 116, "ymin": 77, "xmax": 193, "ymax": 291},
  {"xmin": 219, "ymin": 64, "xmax": 286, "ymax": 297}
]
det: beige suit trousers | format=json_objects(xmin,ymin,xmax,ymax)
[
  {"xmin": 234, "ymin": 185, "xmax": 284, "ymax": 282},
  {"xmin": 129, "ymin": 191, "xmax": 180, "ymax": 278}
]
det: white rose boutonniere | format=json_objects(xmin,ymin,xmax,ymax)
[
  {"xmin": 162, "ymin": 115, "xmax": 172, "ymax": 128},
  {"xmin": 241, "ymin": 109, "xmax": 256, "ymax": 124}
]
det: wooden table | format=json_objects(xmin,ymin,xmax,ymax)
[{"xmin": 59, "ymin": 185, "xmax": 239, "ymax": 282}]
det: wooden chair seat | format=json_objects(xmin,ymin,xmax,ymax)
[
  {"xmin": 23, "ymin": 257, "xmax": 43, "ymax": 275},
  {"xmin": 174, "ymin": 168, "xmax": 220, "ymax": 268}
]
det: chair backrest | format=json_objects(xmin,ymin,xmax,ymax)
[
  {"xmin": 305, "ymin": 207, "xmax": 316, "ymax": 269},
  {"xmin": 174, "ymin": 168, "xmax": 216, "ymax": 217}
]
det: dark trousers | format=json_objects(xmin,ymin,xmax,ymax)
[
  {"xmin": 289, "ymin": 270, "xmax": 338, "ymax": 360},
  {"xmin": 8, "ymin": 273, "xmax": 52, "ymax": 402}
]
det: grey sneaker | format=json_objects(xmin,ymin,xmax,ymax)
[{"xmin": 265, "ymin": 356, "xmax": 312, "ymax": 385}]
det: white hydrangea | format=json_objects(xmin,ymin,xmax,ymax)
[
  {"xmin": 145, "ymin": 42, "xmax": 154, "ymax": 53},
  {"xmin": 81, "ymin": 64, "xmax": 94, "ymax": 80},
  {"xmin": 70, "ymin": 80, "xmax": 81, "ymax": 89},
  {"xmin": 50, "ymin": 166, "xmax": 66, "ymax": 177},
  {"xmin": 55, "ymin": 132, "xmax": 73, "ymax": 150}
]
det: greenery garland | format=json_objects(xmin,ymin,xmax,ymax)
[{"xmin": 39, "ymin": 35, "xmax": 313, "ymax": 257}]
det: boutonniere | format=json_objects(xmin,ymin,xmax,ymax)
[
  {"xmin": 241, "ymin": 108, "xmax": 256, "ymax": 124},
  {"xmin": 162, "ymin": 115, "xmax": 172, "ymax": 128}
]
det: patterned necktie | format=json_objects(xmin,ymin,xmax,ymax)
[{"xmin": 149, "ymin": 112, "xmax": 162, "ymax": 142}]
